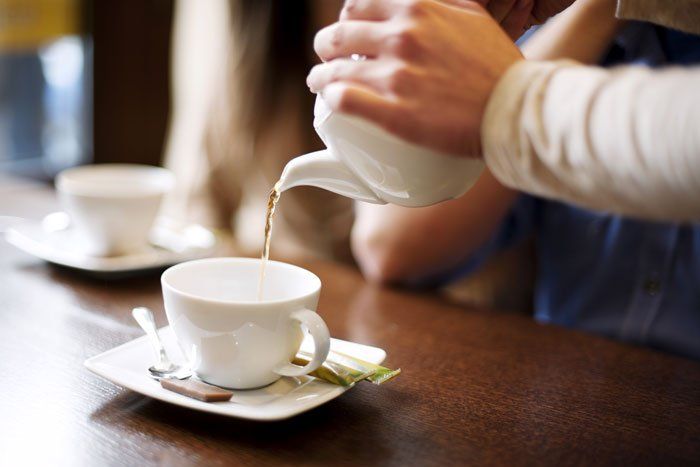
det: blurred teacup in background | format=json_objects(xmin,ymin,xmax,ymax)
[{"xmin": 56, "ymin": 164, "xmax": 174, "ymax": 256}]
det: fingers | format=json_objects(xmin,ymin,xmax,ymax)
[
  {"xmin": 314, "ymin": 21, "xmax": 387, "ymax": 62},
  {"xmin": 500, "ymin": 0, "xmax": 533, "ymax": 39},
  {"xmin": 531, "ymin": 0, "xmax": 574, "ymax": 24},
  {"xmin": 441, "ymin": 0, "xmax": 529, "ymax": 36},
  {"xmin": 321, "ymin": 82, "xmax": 403, "ymax": 131},
  {"xmin": 318, "ymin": 1, "xmax": 486, "ymax": 64},
  {"xmin": 339, "ymin": 0, "xmax": 400, "ymax": 20},
  {"xmin": 308, "ymin": 59, "xmax": 420, "ymax": 95},
  {"xmin": 485, "ymin": 0, "xmax": 517, "ymax": 22},
  {"xmin": 340, "ymin": 0, "xmax": 482, "ymax": 21},
  {"xmin": 309, "ymin": 59, "xmax": 375, "ymax": 93},
  {"xmin": 436, "ymin": 0, "xmax": 482, "ymax": 9}
]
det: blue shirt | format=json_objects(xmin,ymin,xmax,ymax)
[{"xmin": 455, "ymin": 25, "xmax": 700, "ymax": 360}]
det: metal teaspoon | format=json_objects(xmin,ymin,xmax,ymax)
[{"xmin": 131, "ymin": 306, "xmax": 191, "ymax": 380}]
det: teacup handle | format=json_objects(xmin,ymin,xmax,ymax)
[{"xmin": 274, "ymin": 308, "xmax": 331, "ymax": 377}]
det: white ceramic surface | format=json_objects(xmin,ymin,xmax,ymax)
[
  {"xmin": 56, "ymin": 164, "xmax": 175, "ymax": 256},
  {"xmin": 161, "ymin": 258, "xmax": 331, "ymax": 389},
  {"xmin": 85, "ymin": 326, "xmax": 386, "ymax": 421},
  {"xmin": 4, "ymin": 212, "xmax": 217, "ymax": 274},
  {"xmin": 277, "ymin": 96, "xmax": 485, "ymax": 207}
]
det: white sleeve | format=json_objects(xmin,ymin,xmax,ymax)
[{"xmin": 482, "ymin": 60, "xmax": 700, "ymax": 221}]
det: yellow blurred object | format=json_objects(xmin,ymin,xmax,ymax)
[{"xmin": 0, "ymin": 0, "xmax": 79, "ymax": 52}]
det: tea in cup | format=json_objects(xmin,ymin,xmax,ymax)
[
  {"xmin": 56, "ymin": 164, "xmax": 174, "ymax": 256},
  {"xmin": 161, "ymin": 257, "xmax": 331, "ymax": 389}
]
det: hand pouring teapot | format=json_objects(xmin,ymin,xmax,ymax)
[{"xmin": 277, "ymin": 96, "xmax": 485, "ymax": 207}]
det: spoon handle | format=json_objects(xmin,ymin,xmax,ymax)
[{"xmin": 132, "ymin": 307, "xmax": 171, "ymax": 370}]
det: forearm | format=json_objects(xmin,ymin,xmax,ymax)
[
  {"xmin": 351, "ymin": 171, "xmax": 518, "ymax": 284},
  {"xmin": 483, "ymin": 61, "xmax": 700, "ymax": 221},
  {"xmin": 523, "ymin": 0, "xmax": 623, "ymax": 63}
]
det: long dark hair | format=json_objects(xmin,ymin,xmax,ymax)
[
  {"xmin": 202, "ymin": 0, "xmax": 343, "ymax": 230},
  {"xmin": 228, "ymin": 0, "xmax": 315, "ymax": 140}
]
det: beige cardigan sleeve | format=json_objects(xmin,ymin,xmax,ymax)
[{"xmin": 482, "ymin": 60, "xmax": 700, "ymax": 221}]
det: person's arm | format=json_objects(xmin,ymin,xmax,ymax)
[
  {"xmin": 483, "ymin": 62, "xmax": 700, "ymax": 222},
  {"xmin": 352, "ymin": 171, "xmax": 518, "ymax": 283},
  {"xmin": 310, "ymin": 0, "xmax": 700, "ymax": 223},
  {"xmin": 352, "ymin": 0, "xmax": 622, "ymax": 284},
  {"xmin": 522, "ymin": 0, "xmax": 623, "ymax": 62},
  {"xmin": 482, "ymin": 0, "xmax": 700, "ymax": 223}
]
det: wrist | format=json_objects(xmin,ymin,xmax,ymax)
[
  {"xmin": 477, "ymin": 57, "xmax": 526, "ymax": 155},
  {"xmin": 481, "ymin": 60, "xmax": 578, "ymax": 184}
]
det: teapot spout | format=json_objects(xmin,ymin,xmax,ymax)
[{"xmin": 277, "ymin": 150, "xmax": 385, "ymax": 204}]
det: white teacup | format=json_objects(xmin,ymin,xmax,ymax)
[
  {"xmin": 161, "ymin": 257, "xmax": 331, "ymax": 389},
  {"xmin": 56, "ymin": 164, "xmax": 174, "ymax": 256}
]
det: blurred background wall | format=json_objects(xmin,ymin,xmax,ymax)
[
  {"xmin": 0, "ymin": 0, "xmax": 173, "ymax": 179},
  {"xmin": 93, "ymin": 0, "xmax": 172, "ymax": 168}
]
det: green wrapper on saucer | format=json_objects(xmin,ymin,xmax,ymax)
[
  {"xmin": 330, "ymin": 350, "xmax": 401, "ymax": 385},
  {"xmin": 293, "ymin": 354, "xmax": 371, "ymax": 387},
  {"xmin": 294, "ymin": 349, "xmax": 401, "ymax": 387}
]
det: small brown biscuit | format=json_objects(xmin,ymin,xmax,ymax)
[{"xmin": 160, "ymin": 378, "xmax": 234, "ymax": 402}]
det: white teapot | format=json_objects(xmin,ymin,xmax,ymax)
[{"xmin": 277, "ymin": 96, "xmax": 484, "ymax": 207}]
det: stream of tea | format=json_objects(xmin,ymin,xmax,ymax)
[{"xmin": 257, "ymin": 179, "xmax": 282, "ymax": 301}]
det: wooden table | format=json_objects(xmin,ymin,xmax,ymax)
[{"xmin": 1, "ymin": 176, "xmax": 699, "ymax": 466}]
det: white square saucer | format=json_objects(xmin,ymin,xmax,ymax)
[
  {"xmin": 85, "ymin": 326, "xmax": 386, "ymax": 421},
  {"xmin": 5, "ymin": 212, "xmax": 218, "ymax": 274}
]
